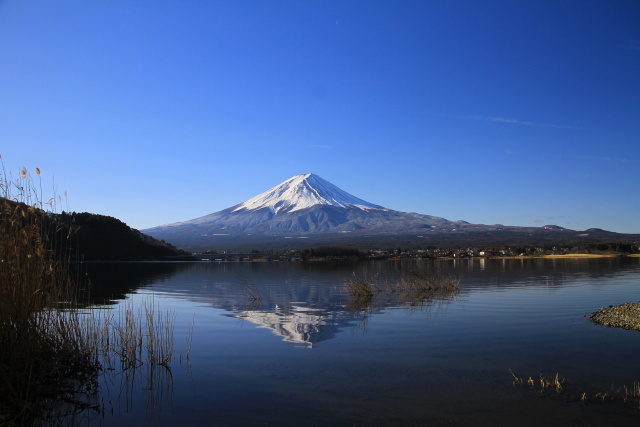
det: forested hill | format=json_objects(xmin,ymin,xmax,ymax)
[
  {"xmin": 60, "ymin": 212, "xmax": 189, "ymax": 260},
  {"xmin": 2, "ymin": 196, "xmax": 189, "ymax": 260}
]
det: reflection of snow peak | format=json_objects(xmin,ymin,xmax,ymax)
[
  {"xmin": 237, "ymin": 304, "xmax": 337, "ymax": 347},
  {"xmin": 232, "ymin": 173, "xmax": 384, "ymax": 215}
]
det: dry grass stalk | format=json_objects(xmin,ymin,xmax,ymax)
[
  {"xmin": 582, "ymin": 382, "xmax": 640, "ymax": 407},
  {"xmin": 620, "ymin": 382, "xmax": 640, "ymax": 407},
  {"xmin": 344, "ymin": 270, "xmax": 460, "ymax": 312},
  {"xmin": 509, "ymin": 368, "xmax": 523, "ymax": 386},
  {"xmin": 509, "ymin": 370, "xmax": 565, "ymax": 393},
  {"xmin": 539, "ymin": 373, "xmax": 565, "ymax": 392},
  {"xmin": 186, "ymin": 315, "xmax": 195, "ymax": 362},
  {"xmin": 345, "ymin": 272, "xmax": 379, "ymax": 298},
  {"xmin": 391, "ymin": 270, "xmax": 460, "ymax": 302},
  {"xmin": 344, "ymin": 273, "xmax": 381, "ymax": 313},
  {"xmin": 510, "ymin": 369, "xmax": 640, "ymax": 409},
  {"xmin": 0, "ymin": 161, "xmax": 183, "ymax": 424},
  {"xmin": 239, "ymin": 276, "xmax": 262, "ymax": 302},
  {"xmin": 0, "ymin": 163, "xmax": 97, "ymax": 424}
]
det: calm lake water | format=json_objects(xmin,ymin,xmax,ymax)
[{"xmin": 79, "ymin": 257, "xmax": 640, "ymax": 426}]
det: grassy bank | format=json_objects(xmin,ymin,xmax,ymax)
[
  {"xmin": 0, "ymin": 166, "xmax": 98, "ymax": 424},
  {"xmin": 0, "ymin": 164, "xmax": 182, "ymax": 425}
]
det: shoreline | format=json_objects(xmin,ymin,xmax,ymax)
[
  {"xmin": 477, "ymin": 254, "xmax": 639, "ymax": 260},
  {"xmin": 419, "ymin": 254, "xmax": 638, "ymax": 261},
  {"xmin": 535, "ymin": 254, "xmax": 630, "ymax": 259}
]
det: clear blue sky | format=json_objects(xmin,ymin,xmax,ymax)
[{"xmin": 1, "ymin": 1, "xmax": 639, "ymax": 233}]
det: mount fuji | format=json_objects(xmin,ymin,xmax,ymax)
[{"xmin": 141, "ymin": 174, "xmax": 629, "ymax": 251}]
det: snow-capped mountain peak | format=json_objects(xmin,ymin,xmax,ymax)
[
  {"xmin": 141, "ymin": 173, "xmax": 612, "ymax": 252},
  {"xmin": 232, "ymin": 173, "xmax": 385, "ymax": 214}
]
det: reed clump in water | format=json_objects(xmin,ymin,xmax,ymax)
[
  {"xmin": 344, "ymin": 270, "xmax": 459, "ymax": 310},
  {"xmin": 579, "ymin": 382, "xmax": 640, "ymax": 408},
  {"xmin": 390, "ymin": 270, "xmax": 460, "ymax": 300},
  {"xmin": 345, "ymin": 273, "xmax": 379, "ymax": 298},
  {"xmin": 344, "ymin": 273, "xmax": 380, "ymax": 312},
  {"xmin": 509, "ymin": 369, "xmax": 640, "ymax": 408},
  {"xmin": 509, "ymin": 369, "xmax": 565, "ymax": 393}
]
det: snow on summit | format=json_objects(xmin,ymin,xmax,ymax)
[
  {"xmin": 232, "ymin": 173, "xmax": 385, "ymax": 214},
  {"xmin": 141, "ymin": 172, "xmax": 614, "ymax": 252}
]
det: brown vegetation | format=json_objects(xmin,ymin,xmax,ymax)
[
  {"xmin": 509, "ymin": 369, "xmax": 640, "ymax": 408},
  {"xmin": 0, "ymin": 162, "xmax": 184, "ymax": 425},
  {"xmin": 344, "ymin": 270, "xmax": 460, "ymax": 312},
  {"xmin": 0, "ymin": 165, "xmax": 98, "ymax": 424}
]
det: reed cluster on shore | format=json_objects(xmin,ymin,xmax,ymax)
[
  {"xmin": 0, "ymin": 164, "xmax": 98, "ymax": 424},
  {"xmin": 0, "ymin": 162, "xmax": 184, "ymax": 425}
]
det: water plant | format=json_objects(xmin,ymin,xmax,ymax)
[
  {"xmin": 239, "ymin": 276, "xmax": 263, "ymax": 302},
  {"xmin": 344, "ymin": 272, "xmax": 379, "ymax": 298},
  {"xmin": 343, "ymin": 272, "xmax": 381, "ymax": 315},
  {"xmin": 509, "ymin": 369, "xmax": 565, "ymax": 392},
  {"xmin": 390, "ymin": 270, "xmax": 460, "ymax": 302},
  {"xmin": 509, "ymin": 369, "xmax": 640, "ymax": 409},
  {"xmin": 344, "ymin": 270, "xmax": 460, "ymax": 312}
]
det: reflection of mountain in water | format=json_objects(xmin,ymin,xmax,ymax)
[
  {"xmin": 228, "ymin": 304, "xmax": 356, "ymax": 347},
  {"xmin": 83, "ymin": 258, "xmax": 640, "ymax": 346}
]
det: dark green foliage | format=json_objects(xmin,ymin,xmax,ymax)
[
  {"xmin": 59, "ymin": 211, "xmax": 188, "ymax": 260},
  {"xmin": 300, "ymin": 246, "xmax": 361, "ymax": 258},
  {"xmin": 1, "ymin": 200, "xmax": 189, "ymax": 261},
  {"xmin": 0, "ymin": 196, "xmax": 98, "ymax": 425}
]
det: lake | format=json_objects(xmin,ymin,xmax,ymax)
[{"xmin": 78, "ymin": 257, "xmax": 640, "ymax": 426}]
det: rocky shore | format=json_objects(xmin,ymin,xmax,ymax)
[{"xmin": 590, "ymin": 302, "xmax": 640, "ymax": 332}]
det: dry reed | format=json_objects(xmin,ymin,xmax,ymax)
[
  {"xmin": 239, "ymin": 276, "xmax": 263, "ymax": 302},
  {"xmin": 509, "ymin": 369, "xmax": 640, "ymax": 408},
  {"xmin": 391, "ymin": 270, "xmax": 460, "ymax": 302},
  {"xmin": 0, "ymin": 162, "xmax": 97, "ymax": 424},
  {"xmin": 344, "ymin": 270, "xmax": 460, "ymax": 312},
  {"xmin": 0, "ymin": 161, "xmax": 184, "ymax": 424},
  {"xmin": 509, "ymin": 369, "xmax": 565, "ymax": 392},
  {"xmin": 344, "ymin": 273, "xmax": 380, "ymax": 313},
  {"xmin": 344, "ymin": 272, "xmax": 379, "ymax": 298}
]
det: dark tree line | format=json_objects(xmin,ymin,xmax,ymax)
[
  {"xmin": 299, "ymin": 246, "xmax": 361, "ymax": 258},
  {"xmin": 58, "ymin": 212, "xmax": 188, "ymax": 260}
]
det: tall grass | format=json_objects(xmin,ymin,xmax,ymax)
[
  {"xmin": 0, "ymin": 161, "xmax": 185, "ymax": 424},
  {"xmin": 391, "ymin": 270, "xmax": 460, "ymax": 302},
  {"xmin": 344, "ymin": 273, "xmax": 379, "ymax": 312},
  {"xmin": 0, "ymin": 163, "xmax": 98, "ymax": 424},
  {"xmin": 344, "ymin": 270, "xmax": 460, "ymax": 312}
]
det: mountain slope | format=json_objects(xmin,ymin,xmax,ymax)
[
  {"xmin": 233, "ymin": 173, "xmax": 384, "ymax": 214},
  {"xmin": 141, "ymin": 174, "xmax": 637, "ymax": 251},
  {"xmin": 143, "ymin": 174, "xmax": 457, "ymax": 246}
]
